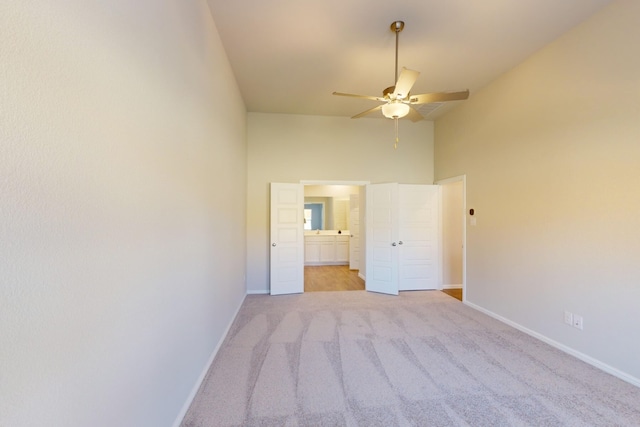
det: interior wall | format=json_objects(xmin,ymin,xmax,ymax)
[
  {"xmin": 1, "ymin": 2, "xmax": 247, "ymax": 426},
  {"xmin": 441, "ymin": 181, "xmax": 464, "ymax": 287},
  {"xmin": 247, "ymin": 113, "xmax": 434, "ymax": 293},
  {"xmin": 435, "ymin": 0, "xmax": 640, "ymax": 382}
]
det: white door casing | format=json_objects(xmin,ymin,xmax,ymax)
[
  {"xmin": 270, "ymin": 183, "xmax": 304, "ymax": 295},
  {"xmin": 349, "ymin": 193, "xmax": 360, "ymax": 270},
  {"xmin": 365, "ymin": 183, "xmax": 399, "ymax": 295},
  {"xmin": 398, "ymin": 185, "xmax": 441, "ymax": 291}
]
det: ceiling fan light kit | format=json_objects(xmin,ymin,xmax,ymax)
[
  {"xmin": 382, "ymin": 101, "xmax": 410, "ymax": 119},
  {"xmin": 333, "ymin": 20, "xmax": 469, "ymax": 148}
]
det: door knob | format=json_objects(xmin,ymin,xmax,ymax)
[
  {"xmin": 398, "ymin": 241, "xmax": 403, "ymax": 245},
  {"xmin": 272, "ymin": 243, "xmax": 276, "ymax": 247},
  {"xmin": 391, "ymin": 242, "xmax": 397, "ymax": 246}
]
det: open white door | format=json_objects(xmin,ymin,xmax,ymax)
[
  {"xmin": 365, "ymin": 183, "xmax": 399, "ymax": 295},
  {"xmin": 270, "ymin": 183, "xmax": 304, "ymax": 295},
  {"xmin": 398, "ymin": 185, "xmax": 441, "ymax": 291},
  {"xmin": 349, "ymin": 193, "xmax": 359, "ymax": 270}
]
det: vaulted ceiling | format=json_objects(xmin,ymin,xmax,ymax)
[{"xmin": 206, "ymin": 0, "xmax": 613, "ymax": 119}]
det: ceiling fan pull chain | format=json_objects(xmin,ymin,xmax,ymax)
[{"xmin": 394, "ymin": 117, "xmax": 399, "ymax": 149}]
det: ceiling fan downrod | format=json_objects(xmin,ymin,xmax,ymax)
[
  {"xmin": 391, "ymin": 21, "xmax": 404, "ymax": 149},
  {"xmin": 391, "ymin": 21, "xmax": 404, "ymax": 87}
]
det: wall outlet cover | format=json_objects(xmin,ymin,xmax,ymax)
[{"xmin": 573, "ymin": 315, "xmax": 584, "ymax": 330}]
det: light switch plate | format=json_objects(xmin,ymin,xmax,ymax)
[{"xmin": 564, "ymin": 311, "xmax": 573, "ymax": 325}]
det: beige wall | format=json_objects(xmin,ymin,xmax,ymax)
[
  {"xmin": 435, "ymin": 0, "xmax": 640, "ymax": 382},
  {"xmin": 247, "ymin": 113, "xmax": 434, "ymax": 292},
  {"xmin": 1, "ymin": 2, "xmax": 247, "ymax": 426}
]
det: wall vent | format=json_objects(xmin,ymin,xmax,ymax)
[{"xmin": 416, "ymin": 102, "xmax": 443, "ymax": 118}]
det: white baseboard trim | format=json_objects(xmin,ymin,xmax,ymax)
[
  {"xmin": 172, "ymin": 293, "xmax": 247, "ymax": 427},
  {"xmin": 247, "ymin": 289, "xmax": 269, "ymax": 295},
  {"xmin": 464, "ymin": 300, "xmax": 640, "ymax": 389},
  {"xmin": 358, "ymin": 272, "xmax": 365, "ymax": 281},
  {"xmin": 442, "ymin": 284, "xmax": 462, "ymax": 289}
]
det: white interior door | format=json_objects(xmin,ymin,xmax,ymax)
[
  {"xmin": 398, "ymin": 185, "xmax": 441, "ymax": 291},
  {"xmin": 365, "ymin": 183, "xmax": 399, "ymax": 295},
  {"xmin": 349, "ymin": 194, "xmax": 359, "ymax": 270},
  {"xmin": 270, "ymin": 183, "xmax": 304, "ymax": 295}
]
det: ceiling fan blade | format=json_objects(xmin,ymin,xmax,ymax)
[
  {"xmin": 406, "ymin": 106, "xmax": 424, "ymax": 122},
  {"xmin": 409, "ymin": 90, "xmax": 470, "ymax": 104},
  {"xmin": 352, "ymin": 105, "xmax": 383, "ymax": 119},
  {"xmin": 333, "ymin": 92, "xmax": 386, "ymax": 102},
  {"xmin": 393, "ymin": 68, "xmax": 420, "ymax": 99}
]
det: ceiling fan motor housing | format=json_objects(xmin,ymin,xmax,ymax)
[{"xmin": 383, "ymin": 86, "xmax": 396, "ymax": 99}]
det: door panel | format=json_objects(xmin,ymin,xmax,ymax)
[
  {"xmin": 270, "ymin": 183, "xmax": 304, "ymax": 295},
  {"xmin": 365, "ymin": 183, "xmax": 399, "ymax": 295},
  {"xmin": 398, "ymin": 185, "xmax": 440, "ymax": 291}
]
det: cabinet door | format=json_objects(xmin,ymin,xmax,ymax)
[
  {"xmin": 320, "ymin": 240, "xmax": 336, "ymax": 262},
  {"xmin": 305, "ymin": 240, "xmax": 320, "ymax": 263},
  {"xmin": 336, "ymin": 237, "xmax": 349, "ymax": 262}
]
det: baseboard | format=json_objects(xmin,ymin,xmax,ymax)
[
  {"xmin": 442, "ymin": 284, "xmax": 462, "ymax": 289},
  {"xmin": 464, "ymin": 300, "xmax": 640, "ymax": 389},
  {"xmin": 247, "ymin": 289, "xmax": 269, "ymax": 295},
  {"xmin": 358, "ymin": 272, "xmax": 365, "ymax": 281},
  {"xmin": 171, "ymin": 293, "xmax": 247, "ymax": 427}
]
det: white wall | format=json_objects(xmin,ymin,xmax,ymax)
[
  {"xmin": 247, "ymin": 113, "xmax": 434, "ymax": 293},
  {"xmin": 0, "ymin": 2, "xmax": 247, "ymax": 426},
  {"xmin": 435, "ymin": 0, "xmax": 640, "ymax": 383},
  {"xmin": 441, "ymin": 180, "xmax": 464, "ymax": 287}
]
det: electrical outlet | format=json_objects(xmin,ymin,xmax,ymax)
[
  {"xmin": 573, "ymin": 314, "xmax": 584, "ymax": 330},
  {"xmin": 564, "ymin": 311, "xmax": 573, "ymax": 325}
]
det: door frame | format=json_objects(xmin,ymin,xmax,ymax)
[{"xmin": 434, "ymin": 175, "xmax": 467, "ymax": 303}]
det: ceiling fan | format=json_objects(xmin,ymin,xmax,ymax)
[{"xmin": 333, "ymin": 21, "xmax": 469, "ymax": 148}]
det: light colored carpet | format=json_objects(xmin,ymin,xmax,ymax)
[{"xmin": 181, "ymin": 291, "xmax": 640, "ymax": 426}]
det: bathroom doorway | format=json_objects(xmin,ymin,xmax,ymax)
[{"xmin": 302, "ymin": 182, "xmax": 366, "ymax": 292}]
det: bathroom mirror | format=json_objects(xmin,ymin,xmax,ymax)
[{"xmin": 303, "ymin": 185, "xmax": 359, "ymax": 230}]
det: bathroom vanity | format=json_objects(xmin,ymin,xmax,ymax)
[{"xmin": 304, "ymin": 231, "xmax": 349, "ymax": 265}]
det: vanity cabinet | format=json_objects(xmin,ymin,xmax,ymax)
[{"xmin": 305, "ymin": 234, "xmax": 349, "ymax": 265}]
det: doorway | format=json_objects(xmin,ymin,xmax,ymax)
[
  {"xmin": 302, "ymin": 182, "xmax": 365, "ymax": 292},
  {"xmin": 436, "ymin": 175, "xmax": 466, "ymax": 302}
]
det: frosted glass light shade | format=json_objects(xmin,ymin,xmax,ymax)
[{"xmin": 382, "ymin": 101, "xmax": 410, "ymax": 119}]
